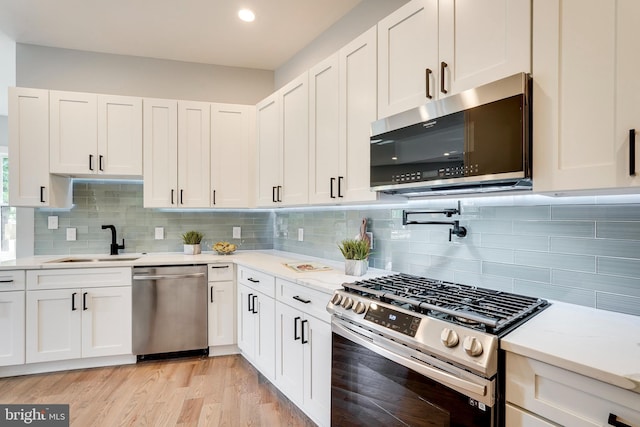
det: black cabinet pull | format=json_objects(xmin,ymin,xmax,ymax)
[
  {"xmin": 293, "ymin": 295, "xmax": 311, "ymax": 304},
  {"xmin": 277, "ymin": 186, "xmax": 282, "ymax": 202},
  {"xmin": 180, "ymin": 189, "xmax": 184, "ymax": 204},
  {"xmin": 294, "ymin": 316, "xmax": 301, "ymax": 340},
  {"xmin": 338, "ymin": 176, "xmax": 344, "ymax": 198},
  {"xmin": 608, "ymin": 413, "xmax": 631, "ymax": 427},
  {"xmin": 210, "ymin": 265, "xmax": 229, "ymax": 269},
  {"xmin": 330, "ymin": 177, "xmax": 336, "ymax": 198},
  {"xmin": 82, "ymin": 292, "xmax": 88, "ymax": 311},
  {"xmin": 251, "ymin": 295, "xmax": 258, "ymax": 314},
  {"xmin": 89, "ymin": 154, "xmax": 94, "ymax": 171},
  {"xmin": 630, "ymin": 129, "xmax": 636, "ymax": 176},
  {"xmin": 272, "ymin": 186, "xmax": 277, "ymax": 203},
  {"xmin": 99, "ymin": 155, "xmax": 104, "ymax": 171},
  {"xmin": 0, "ymin": 279, "xmax": 14, "ymax": 283},
  {"xmin": 440, "ymin": 62, "xmax": 448, "ymax": 94},
  {"xmin": 40, "ymin": 186, "xmax": 45, "ymax": 203},
  {"xmin": 212, "ymin": 190, "xmax": 216, "ymax": 205},
  {"xmin": 301, "ymin": 319, "xmax": 309, "ymax": 344},
  {"xmin": 171, "ymin": 189, "xmax": 175, "ymax": 205},
  {"xmin": 425, "ymin": 68, "xmax": 433, "ymax": 99},
  {"xmin": 210, "ymin": 286, "xmax": 214, "ymax": 303},
  {"xmin": 248, "ymin": 293, "xmax": 254, "ymax": 312},
  {"xmin": 71, "ymin": 292, "xmax": 77, "ymax": 311},
  {"xmin": 247, "ymin": 277, "xmax": 259, "ymax": 283}
]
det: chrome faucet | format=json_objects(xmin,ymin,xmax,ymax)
[{"xmin": 101, "ymin": 225, "xmax": 125, "ymax": 255}]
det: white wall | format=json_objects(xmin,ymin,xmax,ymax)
[
  {"xmin": 17, "ymin": 43, "xmax": 274, "ymax": 105},
  {"xmin": 274, "ymin": 0, "xmax": 408, "ymax": 89}
]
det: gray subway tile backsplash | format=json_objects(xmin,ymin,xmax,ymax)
[{"xmin": 33, "ymin": 182, "xmax": 640, "ymax": 317}]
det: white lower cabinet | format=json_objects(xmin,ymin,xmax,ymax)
[
  {"xmin": 237, "ymin": 266, "xmax": 276, "ymax": 381},
  {"xmin": 275, "ymin": 278, "xmax": 331, "ymax": 427},
  {"xmin": 505, "ymin": 352, "xmax": 640, "ymax": 427},
  {"xmin": 25, "ymin": 268, "xmax": 132, "ymax": 364},
  {"xmin": 0, "ymin": 271, "xmax": 26, "ymax": 367},
  {"xmin": 208, "ymin": 263, "xmax": 236, "ymax": 348}
]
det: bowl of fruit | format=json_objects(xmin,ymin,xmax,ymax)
[{"xmin": 213, "ymin": 241, "xmax": 237, "ymax": 255}]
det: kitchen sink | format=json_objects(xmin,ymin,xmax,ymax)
[{"xmin": 46, "ymin": 256, "xmax": 141, "ymax": 263}]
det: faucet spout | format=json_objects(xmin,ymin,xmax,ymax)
[{"xmin": 101, "ymin": 225, "xmax": 125, "ymax": 255}]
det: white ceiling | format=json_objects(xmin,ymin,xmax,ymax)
[{"xmin": 0, "ymin": 0, "xmax": 362, "ymax": 70}]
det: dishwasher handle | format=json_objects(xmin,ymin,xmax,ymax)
[{"xmin": 133, "ymin": 273, "xmax": 206, "ymax": 280}]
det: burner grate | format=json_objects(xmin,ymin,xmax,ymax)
[{"xmin": 342, "ymin": 273, "xmax": 547, "ymax": 333}]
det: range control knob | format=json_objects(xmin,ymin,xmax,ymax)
[
  {"xmin": 440, "ymin": 328, "xmax": 459, "ymax": 348},
  {"xmin": 341, "ymin": 297, "xmax": 354, "ymax": 310},
  {"xmin": 353, "ymin": 301, "xmax": 367, "ymax": 315},
  {"xmin": 330, "ymin": 293, "xmax": 343, "ymax": 305},
  {"xmin": 463, "ymin": 336, "xmax": 484, "ymax": 357}
]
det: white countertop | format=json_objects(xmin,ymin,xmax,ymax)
[
  {"xmin": 501, "ymin": 301, "xmax": 640, "ymax": 393},
  {"xmin": 5, "ymin": 250, "xmax": 640, "ymax": 393},
  {"xmin": 0, "ymin": 250, "xmax": 389, "ymax": 295}
]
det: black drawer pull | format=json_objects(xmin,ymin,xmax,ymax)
[
  {"xmin": 330, "ymin": 177, "xmax": 336, "ymax": 198},
  {"xmin": 40, "ymin": 186, "xmax": 45, "ymax": 203},
  {"xmin": 71, "ymin": 292, "xmax": 77, "ymax": 311},
  {"xmin": 247, "ymin": 277, "xmax": 260, "ymax": 283},
  {"xmin": 293, "ymin": 295, "xmax": 311, "ymax": 304},
  {"xmin": 630, "ymin": 129, "xmax": 636, "ymax": 176},
  {"xmin": 82, "ymin": 292, "xmax": 88, "ymax": 311},
  {"xmin": 0, "ymin": 279, "xmax": 14, "ymax": 283},
  {"xmin": 180, "ymin": 189, "xmax": 184, "ymax": 204},
  {"xmin": 210, "ymin": 265, "xmax": 230, "ymax": 269},
  {"xmin": 338, "ymin": 176, "xmax": 344, "ymax": 198},
  {"xmin": 89, "ymin": 154, "xmax": 94, "ymax": 171},
  {"xmin": 294, "ymin": 316, "xmax": 301, "ymax": 340},
  {"xmin": 608, "ymin": 413, "xmax": 631, "ymax": 427},
  {"xmin": 99, "ymin": 155, "xmax": 104, "ymax": 171},
  {"xmin": 301, "ymin": 319, "xmax": 309, "ymax": 344},
  {"xmin": 171, "ymin": 189, "xmax": 175, "ymax": 205}
]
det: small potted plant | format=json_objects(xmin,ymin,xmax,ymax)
[
  {"xmin": 181, "ymin": 230, "xmax": 204, "ymax": 255},
  {"xmin": 338, "ymin": 238, "xmax": 371, "ymax": 276}
]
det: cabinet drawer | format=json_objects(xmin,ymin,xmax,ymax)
[
  {"xmin": 506, "ymin": 352, "xmax": 640, "ymax": 426},
  {"xmin": 237, "ymin": 265, "xmax": 275, "ymax": 297},
  {"xmin": 0, "ymin": 270, "xmax": 25, "ymax": 291},
  {"xmin": 276, "ymin": 278, "xmax": 331, "ymax": 323},
  {"xmin": 208, "ymin": 263, "xmax": 234, "ymax": 282},
  {"xmin": 27, "ymin": 267, "xmax": 132, "ymax": 290}
]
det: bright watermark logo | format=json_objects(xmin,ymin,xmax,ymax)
[{"xmin": 0, "ymin": 405, "xmax": 68, "ymax": 426}]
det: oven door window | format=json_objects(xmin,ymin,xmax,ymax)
[{"xmin": 332, "ymin": 333, "xmax": 493, "ymax": 427}]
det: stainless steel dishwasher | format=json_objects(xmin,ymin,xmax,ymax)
[{"xmin": 132, "ymin": 265, "xmax": 208, "ymax": 358}]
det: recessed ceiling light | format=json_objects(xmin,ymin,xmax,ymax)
[{"xmin": 238, "ymin": 9, "xmax": 255, "ymax": 22}]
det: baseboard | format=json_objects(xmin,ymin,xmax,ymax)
[{"xmin": 0, "ymin": 355, "xmax": 136, "ymax": 378}]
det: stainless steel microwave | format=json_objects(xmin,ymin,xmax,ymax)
[{"xmin": 370, "ymin": 73, "xmax": 532, "ymax": 196}]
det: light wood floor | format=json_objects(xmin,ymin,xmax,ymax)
[{"xmin": 0, "ymin": 355, "xmax": 317, "ymax": 427}]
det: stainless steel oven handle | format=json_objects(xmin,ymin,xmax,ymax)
[
  {"xmin": 133, "ymin": 273, "xmax": 206, "ymax": 280},
  {"xmin": 332, "ymin": 320, "xmax": 487, "ymax": 398}
]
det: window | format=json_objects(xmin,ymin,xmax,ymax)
[{"xmin": 0, "ymin": 147, "xmax": 16, "ymax": 260}]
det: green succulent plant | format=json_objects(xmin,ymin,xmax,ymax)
[
  {"xmin": 338, "ymin": 238, "xmax": 370, "ymax": 260},
  {"xmin": 181, "ymin": 230, "xmax": 204, "ymax": 244}
]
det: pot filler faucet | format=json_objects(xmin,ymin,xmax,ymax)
[{"xmin": 102, "ymin": 225, "xmax": 125, "ymax": 255}]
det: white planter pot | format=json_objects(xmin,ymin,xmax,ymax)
[
  {"xmin": 183, "ymin": 244, "xmax": 201, "ymax": 255},
  {"xmin": 345, "ymin": 259, "xmax": 368, "ymax": 276}
]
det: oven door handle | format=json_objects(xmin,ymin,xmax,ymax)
[{"xmin": 332, "ymin": 320, "xmax": 489, "ymax": 400}]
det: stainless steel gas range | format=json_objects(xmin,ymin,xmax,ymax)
[{"xmin": 326, "ymin": 273, "xmax": 549, "ymax": 427}]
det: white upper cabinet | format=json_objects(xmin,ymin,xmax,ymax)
[
  {"xmin": 8, "ymin": 87, "xmax": 72, "ymax": 208},
  {"xmin": 339, "ymin": 26, "xmax": 379, "ymax": 203},
  {"xmin": 256, "ymin": 72, "xmax": 309, "ymax": 207},
  {"xmin": 256, "ymin": 94, "xmax": 281, "ymax": 207},
  {"xmin": 309, "ymin": 27, "xmax": 379, "ymax": 204},
  {"xmin": 143, "ymin": 98, "xmax": 178, "ymax": 207},
  {"xmin": 50, "ymin": 91, "xmax": 142, "ymax": 177},
  {"xmin": 211, "ymin": 104, "xmax": 254, "ymax": 208},
  {"xmin": 97, "ymin": 95, "xmax": 143, "ymax": 176},
  {"xmin": 533, "ymin": 0, "xmax": 640, "ymax": 192},
  {"xmin": 143, "ymin": 99, "xmax": 211, "ymax": 208},
  {"xmin": 177, "ymin": 101, "xmax": 211, "ymax": 207},
  {"xmin": 309, "ymin": 53, "xmax": 341, "ymax": 204},
  {"xmin": 438, "ymin": 0, "xmax": 531, "ymax": 96},
  {"xmin": 378, "ymin": 0, "xmax": 438, "ymax": 119},
  {"xmin": 377, "ymin": 0, "xmax": 531, "ymax": 118}
]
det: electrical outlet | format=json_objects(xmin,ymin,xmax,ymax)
[
  {"xmin": 66, "ymin": 228, "xmax": 76, "ymax": 241},
  {"xmin": 298, "ymin": 228, "xmax": 304, "ymax": 242},
  {"xmin": 233, "ymin": 227, "xmax": 241, "ymax": 239},
  {"xmin": 48, "ymin": 216, "xmax": 58, "ymax": 230},
  {"xmin": 155, "ymin": 227, "xmax": 164, "ymax": 240}
]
